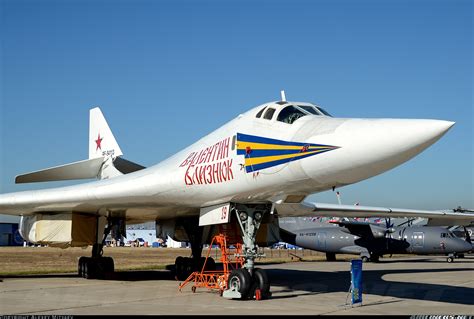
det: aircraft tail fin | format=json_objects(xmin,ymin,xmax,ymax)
[
  {"xmin": 15, "ymin": 107, "xmax": 145, "ymax": 183},
  {"xmin": 89, "ymin": 107, "xmax": 123, "ymax": 159}
]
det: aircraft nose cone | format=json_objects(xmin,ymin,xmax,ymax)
[
  {"xmin": 405, "ymin": 119, "xmax": 455, "ymax": 146},
  {"xmin": 302, "ymin": 118, "xmax": 455, "ymax": 185},
  {"xmin": 352, "ymin": 119, "xmax": 455, "ymax": 177},
  {"xmin": 343, "ymin": 118, "xmax": 455, "ymax": 166},
  {"xmin": 351, "ymin": 118, "xmax": 454, "ymax": 153}
]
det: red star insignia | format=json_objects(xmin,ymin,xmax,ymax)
[{"xmin": 95, "ymin": 133, "xmax": 103, "ymax": 151}]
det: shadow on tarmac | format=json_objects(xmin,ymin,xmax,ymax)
[
  {"xmin": 2, "ymin": 260, "xmax": 473, "ymax": 306},
  {"xmin": 267, "ymin": 266, "xmax": 474, "ymax": 305},
  {"xmin": 371, "ymin": 255, "xmax": 474, "ymax": 264},
  {"xmin": 0, "ymin": 269, "xmax": 175, "ymax": 281}
]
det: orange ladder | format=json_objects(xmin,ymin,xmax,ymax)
[{"xmin": 178, "ymin": 234, "xmax": 244, "ymax": 295}]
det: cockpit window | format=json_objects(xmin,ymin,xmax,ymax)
[
  {"xmin": 298, "ymin": 105, "xmax": 322, "ymax": 115},
  {"xmin": 277, "ymin": 105, "xmax": 307, "ymax": 124},
  {"xmin": 263, "ymin": 108, "xmax": 276, "ymax": 120},
  {"xmin": 316, "ymin": 106, "xmax": 332, "ymax": 117},
  {"xmin": 256, "ymin": 107, "xmax": 266, "ymax": 118}
]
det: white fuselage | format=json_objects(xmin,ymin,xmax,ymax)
[{"xmin": 0, "ymin": 101, "xmax": 454, "ymax": 221}]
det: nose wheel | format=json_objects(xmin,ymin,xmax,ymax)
[
  {"xmin": 227, "ymin": 269, "xmax": 252, "ymax": 298},
  {"xmin": 222, "ymin": 203, "xmax": 272, "ymax": 300},
  {"xmin": 248, "ymin": 268, "xmax": 271, "ymax": 300}
]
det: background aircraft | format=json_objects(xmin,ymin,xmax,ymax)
[
  {"xmin": 1, "ymin": 97, "xmax": 473, "ymax": 300},
  {"xmin": 279, "ymin": 217, "xmax": 472, "ymax": 263}
]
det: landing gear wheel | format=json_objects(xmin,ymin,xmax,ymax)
[
  {"xmin": 361, "ymin": 256, "xmax": 369, "ymax": 263},
  {"xmin": 227, "ymin": 268, "xmax": 251, "ymax": 299},
  {"xmin": 78, "ymin": 257, "xmax": 86, "ymax": 277},
  {"xmin": 95, "ymin": 258, "xmax": 110, "ymax": 279},
  {"xmin": 79, "ymin": 256, "xmax": 115, "ymax": 279},
  {"xmin": 248, "ymin": 268, "xmax": 271, "ymax": 300},
  {"xmin": 447, "ymin": 256, "xmax": 454, "ymax": 263},
  {"xmin": 84, "ymin": 258, "xmax": 96, "ymax": 279},
  {"xmin": 175, "ymin": 256, "xmax": 185, "ymax": 281},
  {"xmin": 105, "ymin": 256, "xmax": 115, "ymax": 273}
]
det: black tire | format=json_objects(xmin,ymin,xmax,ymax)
[
  {"xmin": 361, "ymin": 256, "xmax": 369, "ymax": 263},
  {"xmin": 78, "ymin": 257, "xmax": 86, "ymax": 277},
  {"xmin": 447, "ymin": 257, "xmax": 454, "ymax": 263},
  {"xmin": 84, "ymin": 259, "xmax": 96, "ymax": 279},
  {"xmin": 248, "ymin": 268, "xmax": 271, "ymax": 300},
  {"xmin": 182, "ymin": 257, "xmax": 194, "ymax": 280},
  {"xmin": 95, "ymin": 258, "xmax": 108, "ymax": 279},
  {"xmin": 175, "ymin": 256, "xmax": 187, "ymax": 281},
  {"xmin": 326, "ymin": 253, "xmax": 336, "ymax": 262},
  {"xmin": 105, "ymin": 257, "xmax": 115, "ymax": 273},
  {"xmin": 227, "ymin": 268, "xmax": 251, "ymax": 299}
]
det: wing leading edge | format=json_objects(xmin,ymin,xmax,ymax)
[{"xmin": 276, "ymin": 202, "xmax": 474, "ymax": 226}]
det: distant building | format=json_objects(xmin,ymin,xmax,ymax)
[
  {"xmin": 125, "ymin": 229, "xmax": 157, "ymax": 246},
  {"xmin": 124, "ymin": 222, "xmax": 188, "ymax": 248},
  {"xmin": 0, "ymin": 214, "xmax": 22, "ymax": 246}
]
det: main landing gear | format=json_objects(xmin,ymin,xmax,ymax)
[
  {"xmin": 222, "ymin": 203, "xmax": 272, "ymax": 300},
  {"xmin": 174, "ymin": 218, "xmax": 217, "ymax": 281},
  {"xmin": 446, "ymin": 252, "xmax": 465, "ymax": 263},
  {"xmin": 78, "ymin": 216, "xmax": 116, "ymax": 279},
  {"xmin": 78, "ymin": 244, "xmax": 114, "ymax": 279}
]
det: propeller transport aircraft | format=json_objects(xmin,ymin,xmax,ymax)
[
  {"xmin": 1, "ymin": 92, "xmax": 473, "ymax": 300},
  {"xmin": 280, "ymin": 217, "xmax": 473, "ymax": 263}
]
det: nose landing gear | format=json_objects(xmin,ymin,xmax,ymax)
[
  {"xmin": 178, "ymin": 203, "xmax": 272, "ymax": 300},
  {"xmin": 222, "ymin": 203, "xmax": 272, "ymax": 300}
]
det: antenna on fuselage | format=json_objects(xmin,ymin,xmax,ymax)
[{"xmin": 280, "ymin": 90, "xmax": 286, "ymax": 102}]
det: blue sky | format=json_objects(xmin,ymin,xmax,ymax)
[{"xmin": 1, "ymin": 0, "xmax": 472, "ymax": 210}]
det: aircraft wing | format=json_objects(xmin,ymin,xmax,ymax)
[{"xmin": 276, "ymin": 202, "xmax": 474, "ymax": 226}]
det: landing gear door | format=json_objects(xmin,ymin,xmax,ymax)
[{"xmin": 199, "ymin": 203, "xmax": 231, "ymax": 226}]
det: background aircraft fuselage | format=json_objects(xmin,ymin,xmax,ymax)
[{"xmin": 281, "ymin": 223, "xmax": 472, "ymax": 257}]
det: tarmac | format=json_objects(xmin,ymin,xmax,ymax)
[{"xmin": 1, "ymin": 255, "xmax": 473, "ymax": 315}]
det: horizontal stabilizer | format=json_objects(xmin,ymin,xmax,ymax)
[{"xmin": 15, "ymin": 157, "xmax": 104, "ymax": 183}]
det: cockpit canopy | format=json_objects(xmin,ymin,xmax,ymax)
[
  {"xmin": 255, "ymin": 102, "xmax": 332, "ymax": 124},
  {"xmin": 440, "ymin": 231, "xmax": 457, "ymax": 238}
]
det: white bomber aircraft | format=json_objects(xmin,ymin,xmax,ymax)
[{"xmin": 1, "ymin": 92, "xmax": 473, "ymax": 300}]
